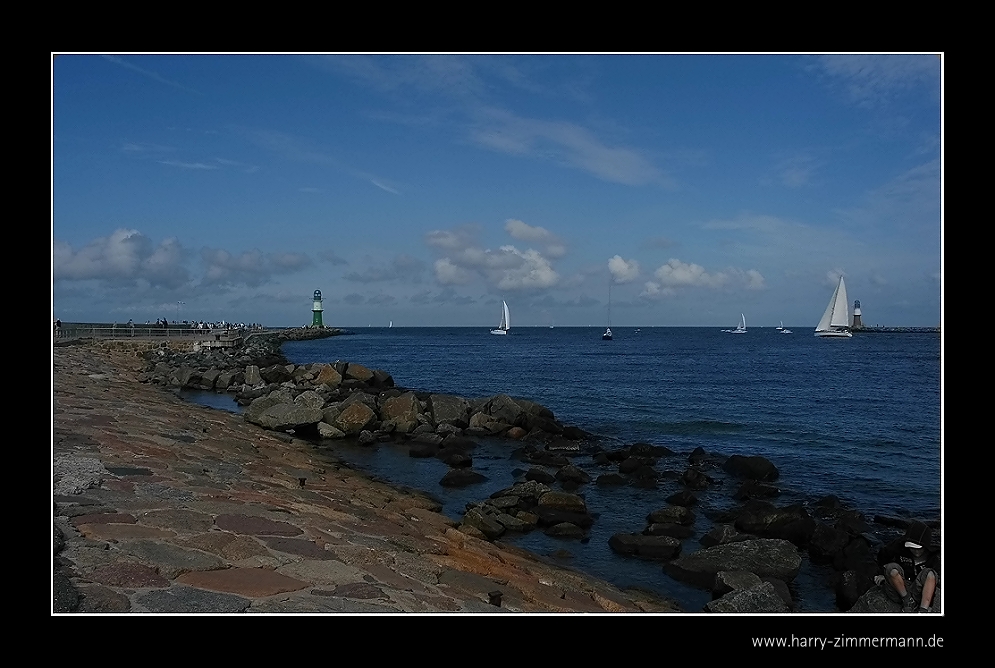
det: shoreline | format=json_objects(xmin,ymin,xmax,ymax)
[{"xmin": 53, "ymin": 340, "xmax": 680, "ymax": 613}]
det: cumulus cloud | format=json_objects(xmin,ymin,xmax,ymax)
[
  {"xmin": 427, "ymin": 223, "xmax": 560, "ymax": 291},
  {"xmin": 640, "ymin": 281, "xmax": 676, "ymax": 299},
  {"xmin": 200, "ymin": 248, "xmax": 312, "ymax": 287},
  {"xmin": 53, "ymin": 228, "xmax": 189, "ymax": 288},
  {"xmin": 643, "ymin": 259, "xmax": 766, "ymax": 294},
  {"xmin": 426, "ymin": 224, "xmax": 481, "ymax": 251},
  {"xmin": 654, "ymin": 259, "xmax": 727, "ymax": 288},
  {"xmin": 494, "ymin": 246, "xmax": 558, "ymax": 290},
  {"xmin": 434, "ymin": 258, "xmax": 474, "ymax": 285},
  {"xmin": 608, "ymin": 255, "xmax": 640, "ymax": 284},
  {"xmin": 505, "ymin": 219, "xmax": 566, "ymax": 258}
]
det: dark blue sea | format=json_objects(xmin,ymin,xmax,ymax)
[{"xmin": 194, "ymin": 326, "xmax": 942, "ymax": 612}]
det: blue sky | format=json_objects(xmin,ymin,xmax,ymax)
[{"xmin": 52, "ymin": 54, "xmax": 942, "ymax": 328}]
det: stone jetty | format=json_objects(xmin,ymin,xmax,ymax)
[{"xmin": 53, "ymin": 333, "xmax": 680, "ymax": 613}]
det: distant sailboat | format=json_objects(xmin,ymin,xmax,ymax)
[
  {"xmin": 602, "ymin": 282, "xmax": 613, "ymax": 340},
  {"xmin": 723, "ymin": 313, "xmax": 747, "ymax": 334},
  {"xmin": 490, "ymin": 301, "xmax": 510, "ymax": 335},
  {"xmin": 815, "ymin": 276, "xmax": 852, "ymax": 338},
  {"xmin": 777, "ymin": 320, "xmax": 792, "ymax": 334},
  {"xmin": 388, "ymin": 320, "xmax": 393, "ymax": 328}
]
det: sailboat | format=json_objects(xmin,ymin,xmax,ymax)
[
  {"xmin": 723, "ymin": 313, "xmax": 747, "ymax": 334},
  {"xmin": 602, "ymin": 282, "xmax": 613, "ymax": 340},
  {"xmin": 815, "ymin": 276, "xmax": 852, "ymax": 338},
  {"xmin": 490, "ymin": 301, "xmax": 510, "ymax": 335},
  {"xmin": 777, "ymin": 320, "xmax": 792, "ymax": 334},
  {"xmin": 388, "ymin": 320, "xmax": 392, "ymax": 328}
]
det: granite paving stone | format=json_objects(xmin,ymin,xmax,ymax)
[
  {"xmin": 175, "ymin": 567, "xmax": 310, "ymax": 597},
  {"xmin": 87, "ymin": 562, "xmax": 171, "ymax": 588},
  {"xmin": 137, "ymin": 586, "xmax": 252, "ymax": 613}
]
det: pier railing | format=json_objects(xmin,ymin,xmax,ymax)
[{"xmin": 54, "ymin": 325, "xmax": 247, "ymax": 344}]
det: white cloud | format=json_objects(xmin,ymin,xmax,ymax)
[
  {"xmin": 494, "ymin": 246, "xmax": 558, "ymax": 290},
  {"xmin": 649, "ymin": 259, "xmax": 765, "ymax": 292},
  {"xmin": 53, "ymin": 228, "xmax": 188, "ymax": 288},
  {"xmin": 505, "ymin": 219, "xmax": 552, "ymax": 243},
  {"xmin": 608, "ymin": 255, "xmax": 640, "ymax": 283},
  {"xmin": 504, "ymin": 219, "xmax": 566, "ymax": 258},
  {"xmin": 640, "ymin": 281, "xmax": 676, "ymax": 299},
  {"xmin": 426, "ymin": 224, "xmax": 481, "ymax": 251},
  {"xmin": 654, "ymin": 259, "xmax": 727, "ymax": 288},
  {"xmin": 434, "ymin": 258, "xmax": 473, "ymax": 285},
  {"xmin": 200, "ymin": 248, "xmax": 311, "ymax": 287}
]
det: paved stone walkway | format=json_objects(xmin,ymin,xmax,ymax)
[{"xmin": 53, "ymin": 342, "xmax": 680, "ymax": 614}]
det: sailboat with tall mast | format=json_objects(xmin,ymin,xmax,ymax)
[
  {"xmin": 490, "ymin": 300, "xmax": 510, "ymax": 335},
  {"xmin": 815, "ymin": 276, "xmax": 852, "ymax": 338},
  {"xmin": 723, "ymin": 313, "xmax": 747, "ymax": 334}
]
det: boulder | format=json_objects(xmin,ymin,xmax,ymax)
[
  {"xmin": 313, "ymin": 364, "xmax": 342, "ymax": 388},
  {"xmin": 734, "ymin": 501, "xmax": 816, "ymax": 546},
  {"xmin": 700, "ymin": 524, "xmax": 750, "ymax": 548},
  {"xmin": 429, "ymin": 394, "xmax": 470, "ymax": 428},
  {"xmin": 462, "ymin": 508, "xmax": 505, "ymax": 540},
  {"xmin": 722, "ymin": 454, "xmax": 779, "ymax": 482},
  {"xmin": 260, "ymin": 364, "xmax": 293, "ymax": 384},
  {"xmin": 244, "ymin": 365, "xmax": 262, "ymax": 386},
  {"xmin": 647, "ymin": 505, "xmax": 695, "ymax": 526},
  {"xmin": 704, "ymin": 582, "xmax": 790, "ymax": 613},
  {"xmin": 545, "ymin": 522, "xmax": 585, "ymax": 538},
  {"xmin": 712, "ymin": 570, "xmax": 763, "ymax": 598},
  {"xmin": 380, "ymin": 392, "xmax": 421, "ymax": 434},
  {"xmin": 371, "ymin": 369, "xmax": 394, "ymax": 387},
  {"xmin": 537, "ymin": 491, "xmax": 587, "ymax": 514},
  {"xmin": 294, "ymin": 390, "xmax": 326, "ymax": 410},
  {"xmin": 196, "ymin": 368, "xmax": 220, "ymax": 390},
  {"xmin": 251, "ymin": 403, "xmax": 324, "ymax": 432},
  {"xmin": 487, "ymin": 394, "xmax": 525, "ymax": 426},
  {"xmin": 333, "ymin": 402, "xmax": 377, "ymax": 435},
  {"xmin": 847, "ymin": 584, "xmax": 903, "ymax": 613},
  {"xmin": 665, "ymin": 538, "xmax": 802, "ymax": 587},
  {"xmin": 344, "ymin": 363, "xmax": 374, "ymax": 383},
  {"xmin": 317, "ymin": 422, "xmax": 345, "ymax": 439},
  {"xmin": 440, "ymin": 469, "xmax": 486, "ymax": 487},
  {"xmin": 681, "ymin": 467, "xmax": 714, "ymax": 490}
]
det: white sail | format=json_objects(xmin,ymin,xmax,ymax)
[
  {"xmin": 815, "ymin": 276, "xmax": 852, "ymax": 337},
  {"xmin": 726, "ymin": 313, "xmax": 747, "ymax": 333},
  {"xmin": 491, "ymin": 301, "xmax": 510, "ymax": 335}
]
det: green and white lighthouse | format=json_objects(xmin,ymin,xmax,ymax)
[{"xmin": 312, "ymin": 289, "xmax": 324, "ymax": 327}]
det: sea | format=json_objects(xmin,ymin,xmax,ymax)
[{"xmin": 187, "ymin": 326, "xmax": 942, "ymax": 612}]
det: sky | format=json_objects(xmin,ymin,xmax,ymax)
[{"xmin": 52, "ymin": 53, "xmax": 942, "ymax": 328}]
